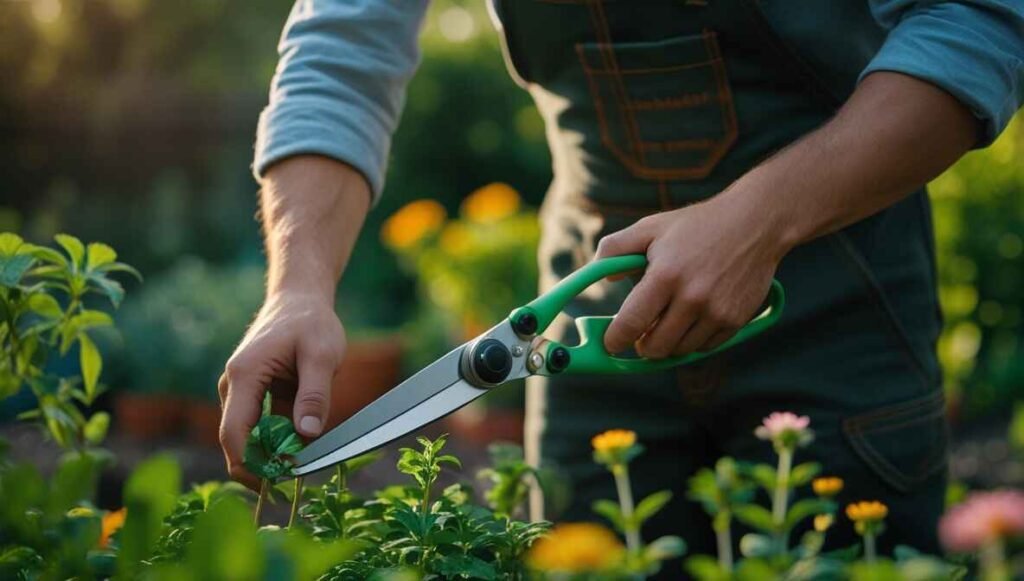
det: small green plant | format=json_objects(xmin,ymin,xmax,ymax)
[{"xmin": 0, "ymin": 232, "xmax": 138, "ymax": 453}]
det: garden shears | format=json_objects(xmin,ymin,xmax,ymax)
[{"xmin": 292, "ymin": 254, "xmax": 784, "ymax": 475}]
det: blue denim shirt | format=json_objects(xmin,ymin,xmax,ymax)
[{"xmin": 253, "ymin": 0, "xmax": 1023, "ymax": 202}]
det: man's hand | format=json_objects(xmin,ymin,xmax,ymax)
[
  {"xmin": 596, "ymin": 194, "xmax": 784, "ymax": 358},
  {"xmin": 597, "ymin": 72, "xmax": 977, "ymax": 360},
  {"xmin": 218, "ymin": 292, "xmax": 346, "ymax": 488},
  {"xmin": 218, "ymin": 155, "xmax": 370, "ymax": 488}
]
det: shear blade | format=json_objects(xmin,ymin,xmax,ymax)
[{"xmin": 291, "ymin": 345, "xmax": 488, "ymax": 475}]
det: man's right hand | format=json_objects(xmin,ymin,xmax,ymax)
[
  {"xmin": 217, "ymin": 155, "xmax": 370, "ymax": 488},
  {"xmin": 218, "ymin": 291, "xmax": 347, "ymax": 488}
]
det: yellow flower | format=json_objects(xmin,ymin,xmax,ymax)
[
  {"xmin": 814, "ymin": 514, "xmax": 834, "ymax": 532},
  {"xmin": 461, "ymin": 182, "xmax": 520, "ymax": 224},
  {"xmin": 381, "ymin": 199, "xmax": 446, "ymax": 249},
  {"xmin": 439, "ymin": 222, "xmax": 473, "ymax": 256},
  {"xmin": 846, "ymin": 501, "xmax": 888, "ymax": 524},
  {"xmin": 812, "ymin": 477, "xmax": 844, "ymax": 497},
  {"xmin": 591, "ymin": 429, "xmax": 637, "ymax": 455},
  {"xmin": 100, "ymin": 508, "xmax": 127, "ymax": 548},
  {"xmin": 526, "ymin": 522, "xmax": 624, "ymax": 573}
]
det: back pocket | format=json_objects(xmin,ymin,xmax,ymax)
[
  {"xmin": 576, "ymin": 30, "xmax": 737, "ymax": 181},
  {"xmin": 842, "ymin": 390, "xmax": 949, "ymax": 494}
]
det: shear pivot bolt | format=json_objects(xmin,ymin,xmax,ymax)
[
  {"xmin": 528, "ymin": 352, "xmax": 544, "ymax": 372},
  {"xmin": 513, "ymin": 312, "xmax": 539, "ymax": 337},
  {"xmin": 547, "ymin": 347, "xmax": 571, "ymax": 373},
  {"xmin": 465, "ymin": 339, "xmax": 513, "ymax": 387}
]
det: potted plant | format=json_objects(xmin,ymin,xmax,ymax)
[{"xmin": 381, "ymin": 182, "xmax": 539, "ymax": 444}]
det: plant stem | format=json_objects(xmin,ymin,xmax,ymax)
[
  {"xmin": 772, "ymin": 447, "xmax": 793, "ymax": 551},
  {"xmin": 254, "ymin": 478, "xmax": 268, "ymax": 525},
  {"xmin": 613, "ymin": 464, "xmax": 641, "ymax": 553},
  {"xmin": 288, "ymin": 476, "xmax": 304, "ymax": 529},
  {"xmin": 336, "ymin": 464, "xmax": 346, "ymax": 495},
  {"xmin": 979, "ymin": 536, "xmax": 1008, "ymax": 581},
  {"xmin": 863, "ymin": 531, "xmax": 876, "ymax": 565},
  {"xmin": 716, "ymin": 512, "xmax": 733, "ymax": 572}
]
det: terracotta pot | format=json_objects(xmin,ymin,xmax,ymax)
[
  {"xmin": 114, "ymin": 393, "xmax": 187, "ymax": 440},
  {"xmin": 325, "ymin": 337, "xmax": 405, "ymax": 429},
  {"xmin": 186, "ymin": 400, "xmax": 223, "ymax": 447},
  {"xmin": 444, "ymin": 402, "xmax": 525, "ymax": 445}
]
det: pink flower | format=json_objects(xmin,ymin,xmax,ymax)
[
  {"xmin": 755, "ymin": 412, "xmax": 810, "ymax": 439},
  {"xmin": 939, "ymin": 490, "xmax": 1024, "ymax": 552}
]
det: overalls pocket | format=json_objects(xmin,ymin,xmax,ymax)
[
  {"xmin": 576, "ymin": 31, "xmax": 738, "ymax": 181},
  {"xmin": 842, "ymin": 390, "xmax": 949, "ymax": 494}
]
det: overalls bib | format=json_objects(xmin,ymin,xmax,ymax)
[{"xmin": 489, "ymin": 0, "xmax": 948, "ymax": 556}]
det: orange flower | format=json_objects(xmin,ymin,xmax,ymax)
[
  {"xmin": 381, "ymin": 199, "xmax": 446, "ymax": 249},
  {"xmin": 461, "ymin": 183, "xmax": 520, "ymax": 224},
  {"xmin": 591, "ymin": 429, "xmax": 636, "ymax": 455},
  {"xmin": 814, "ymin": 514, "xmax": 834, "ymax": 532},
  {"xmin": 812, "ymin": 477, "xmax": 844, "ymax": 497},
  {"xmin": 100, "ymin": 508, "xmax": 127, "ymax": 548},
  {"xmin": 846, "ymin": 501, "xmax": 888, "ymax": 524},
  {"xmin": 527, "ymin": 522, "xmax": 624, "ymax": 573}
]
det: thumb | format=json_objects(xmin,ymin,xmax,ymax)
[{"xmin": 293, "ymin": 341, "xmax": 340, "ymax": 438}]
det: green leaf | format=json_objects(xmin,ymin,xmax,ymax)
[
  {"xmin": 0, "ymin": 254, "xmax": 34, "ymax": 287},
  {"xmin": 0, "ymin": 545, "xmax": 42, "ymax": 576},
  {"xmin": 117, "ymin": 455, "xmax": 182, "ymax": 578},
  {"xmin": 684, "ymin": 555, "xmax": 728, "ymax": 581},
  {"xmin": 49, "ymin": 453, "xmax": 99, "ymax": 517},
  {"xmin": 87, "ymin": 273, "xmax": 125, "ymax": 308},
  {"xmin": 437, "ymin": 454, "xmax": 462, "ymax": 468},
  {"xmin": 185, "ymin": 496, "xmax": 264, "ymax": 579},
  {"xmin": 789, "ymin": 462, "xmax": 821, "ymax": 487},
  {"xmin": 591, "ymin": 499, "xmax": 625, "ymax": 531},
  {"xmin": 633, "ymin": 490, "xmax": 672, "ymax": 526},
  {"xmin": 735, "ymin": 558, "xmax": 780, "ymax": 581},
  {"xmin": 84, "ymin": 412, "xmax": 110, "ymax": 445},
  {"xmin": 26, "ymin": 293, "xmax": 62, "ymax": 319},
  {"xmin": 734, "ymin": 504, "xmax": 776, "ymax": 534},
  {"xmin": 25, "ymin": 244, "xmax": 66, "ymax": 266},
  {"xmin": 95, "ymin": 261, "xmax": 143, "ymax": 281},
  {"xmin": 784, "ymin": 498, "xmax": 836, "ymax": 531},
  {"xmin": 0, "ymin": 232, "xmax": 25, "ymax": 256},
  {"xmin": 749, "ymin": 463, "xmax": 777, "ymax": 493},
  {"xmin": 739, "ymin": 533, "xmax": 776, "ymax": 559},
  {"xmin": 86, "ymin": 242, "xmax": 117, "ymax": 270},
  {"xmin": 243, "ymin": 415, "xmax": 304, "ymax": 480},
  {"xmin": 55, "ymin": 234, "xmax": 85, "ymax": 270},
  {"xmin": 434, "ymin": 554, "xmax": 497, "ymax": 580},
  {"xmin": 79, "ymin": 333, "xmax": 102, "ymax": 402},
  {"xmin": 645, "ymin": 535, "xmax": 686, "ymax": 561}
]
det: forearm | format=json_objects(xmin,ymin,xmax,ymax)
[
  {"xmin": 260, "ymin": 155, "xmax": 370, "ymax": 303},
  {"xmin": 721, "ymin": 71, "xmax": 978, "ymax": 257}
]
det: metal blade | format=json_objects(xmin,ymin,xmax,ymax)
[
  {"xmin": 292, "ymin": 344, "xmax": 480, "ymax": 475},
  {"xmin": 292, "ymin": 378, "xmax": 487, "ymax": 475}
]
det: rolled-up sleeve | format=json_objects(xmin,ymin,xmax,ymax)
[
  {"xmin": 254, "ymin": 0, "xmax": 430, "ymax": 202},
  {"xmin": 862, "ymin": 0, "xmax": 1024, "ymax": 145}
]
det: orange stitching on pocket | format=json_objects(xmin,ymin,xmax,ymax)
[
  {"xmin": 626, "ymin": 92, "xmax": 712, "ymax": 111},
  {"xmin": 639, "ymin": 139, "xmax": 717, "ymax": 152},
  {"xmin": 581, "ymin": 58, "xmax": 722, "ymax": 76},
  {"xmin": 576, "ymin": 29, "xmax": 739, "ymax": 182},
  {"xmin": 587, "ymin": 1, "xmax": 647, "ymax": 165}
]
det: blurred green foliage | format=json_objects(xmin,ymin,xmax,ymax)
[{"xmin": 931, "ymin": 116, "xmax": 1024, "ymax": 417}]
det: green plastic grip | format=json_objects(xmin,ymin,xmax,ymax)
[{"xmin": 509, "ymin": 254, "xmax": 785, "ymax": 375}]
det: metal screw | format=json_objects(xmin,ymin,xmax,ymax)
[
  {"xmin": 528, "ymin": 352, "xmax": 544, "ymax": 372},
  {"xmin": 511, "ymin": 345, "xmax": 524, "ymax": 357}
]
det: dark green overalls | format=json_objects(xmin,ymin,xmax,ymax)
[{"xmin": 488, "ymin": 0, "xmax": 949, "ymax": 556}]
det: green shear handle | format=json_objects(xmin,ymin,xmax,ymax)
[{"xmin": 508, "ymin": 254, "xmax": 785, "ymax": 375}]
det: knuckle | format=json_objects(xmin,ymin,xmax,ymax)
[
  {"xmin": 224, "ymin": 356, "xmax": 250, "ymax": 382},
  {"xmin": 305, "ymin": 342, "xmax": 337, "ymax": 367},
  {"xmin": 296, "ymin": 389, "xmax": 329, "ymax": 411},
  {"xmin": 596, "ymin": 235, "xmax": 619, "ymax": 256}
]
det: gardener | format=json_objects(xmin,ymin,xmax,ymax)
[{"xmin": 219, "ymin": 0, "xmax": 1023, "ymax": 557}]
